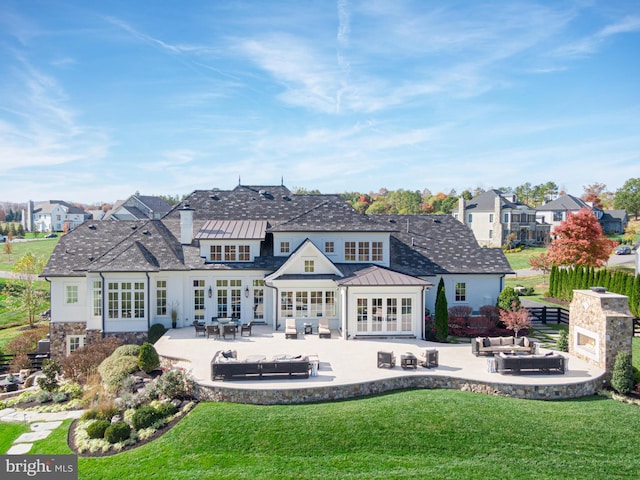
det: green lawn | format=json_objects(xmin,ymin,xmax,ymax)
[
  {"xmin": 503, "ymin": 246, "xmax": 547, "ymax": 270},
  {"xmin": 0, "ymin": 277, "xmax": 50, "ymax": 331},
  {"xmin": 0, "ymin": 422, "xmax": 29, "ymax": 453},
  {"xmin": 7, "ymin": 390, "xmax": 640, "ymax": 479},
  {"xmin": 0, "ymin": 238, "xmax": 58, "ymax": 271}
]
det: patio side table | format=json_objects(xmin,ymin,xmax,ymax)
[
  {"xmin": 304, "ymin": 323, "xmax": 313, "ymax": 335},
  {"xmin": 401, "ymin": 353, "xmax": 418, "ymax": 369}
]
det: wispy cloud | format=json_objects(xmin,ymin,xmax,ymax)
[
  {"xmin": 553, "ymin": 15, "xmax": 640, "ymax": 58},
  {"xmin": 0, "ymin": 53, "xmax": 109, "ymax": 174}
]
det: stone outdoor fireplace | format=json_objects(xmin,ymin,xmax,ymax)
[{"xmin": 569, "ymin": 288, "xmax": 633, "ymax": 384}]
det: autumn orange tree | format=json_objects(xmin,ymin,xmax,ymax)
[{"xmin": 546, "ymin": 208, "xmax": 616, "ymax": 267}]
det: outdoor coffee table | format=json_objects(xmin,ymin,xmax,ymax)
[{"xmin": 401, "ymin": 353, "xmax": 418, "ymax": 369}]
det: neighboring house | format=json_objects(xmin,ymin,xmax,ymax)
[
  {"xmin": 454, "ymin": 190, "xmax": 546, "ymax": 248},
  {"xmin": 536, "ymin": 194, "xmax": 628, "ymax": 235},
  {"xmin": 103, "ymin": 193, "xmax": 172, "ymax": 221},
  {"xmin": 42, "ymin": 184, "xmax": 513, "ymax": 359},
  {"xmin": 23, "ymin": 200, "xmax": 91, "ymax": 233}
]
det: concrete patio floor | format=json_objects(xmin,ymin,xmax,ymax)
[{"xmin": 154, "ymin": 325, "xmax": 605, "ymax": 393}]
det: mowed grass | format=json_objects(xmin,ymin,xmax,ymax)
[
  {"xmin": 9, "ymin": 390, "xmax": 640, "ymax": 480},
  {"xmin": 0, "ymin": 238, "xmax": 58, "ymax": 271},
  {"xmin": 0, "ymin": 422, "xmax": 30, "ymax": 453},
  {"xmin": 503, "ymin": 246, "xmax": 547, "ymax": 270}
]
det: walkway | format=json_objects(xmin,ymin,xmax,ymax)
[{"xmin": 0, "ymin": 408, "xmax": 84, "ymax": 454}]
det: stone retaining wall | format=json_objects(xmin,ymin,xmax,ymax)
[{"xmin": 194, "ymin": 373, "xmax": 605, "ymax": 405}]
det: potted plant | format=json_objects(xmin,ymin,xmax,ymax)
[{"xmin": 170, "ymin": 301, "xmax": 179, "ymax": 329}]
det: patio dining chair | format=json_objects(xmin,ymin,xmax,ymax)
[
  {"xmin": 223, "ymin": 324, "xmax": 236, "ymax": 340},
  {"xmin": 206, "ymin": 324, "xmax": 220, "ymax": 339},
  {"xmin": 241, "ymin": 321, "xmax": 253, "ymax": 337},
  {"xmin": 193, "ymin": 321, "xmax": 206, "ymax": 337}
]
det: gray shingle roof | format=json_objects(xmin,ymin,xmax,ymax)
[
  {"xmin": 537, "ymin": 194, "xmax": 588, "ymax": 212},
  {"xmin": 43, "ymin": 185, "xmax": 513, "ymax": 278},
  {"xmin": 464, "ymin": 189, "xmax": 530, "ymax": 211},
  {"xmin": 371, "ymin": 214, "xmax": 513, "ymax": 275}
]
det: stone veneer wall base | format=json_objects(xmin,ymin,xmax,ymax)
[{"xmin": 193, "ymin": 373, "xmax": 605, "ymax": 405}]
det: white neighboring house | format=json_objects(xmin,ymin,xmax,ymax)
[
  {"xmin": 454, "ymin": 190, "xmax": 546, "ymax": 248},
  {"xmin": 24, "ymin": 200, "xmax": 91, "ymax": 233},
  {"xmin": 536, "ymin": 194, "xmax": 629, "ymax": 235},
  {"xmin": 42, "ymin": 184, "xmax": 513, "ymax": 359}
]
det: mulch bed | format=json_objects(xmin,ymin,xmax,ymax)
[{"xmin": 68, "ymin": 403, "xmax": 196, "ymax": 457}]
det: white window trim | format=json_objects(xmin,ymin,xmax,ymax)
[
  {"xmin": 66, "ymin": 335, "xmax": 86, "ymax": 355},
  {"xmin": 65, "ymin": 284, "xmax": 79, "ymax": 304}
]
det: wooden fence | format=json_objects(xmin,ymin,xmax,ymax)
[
  {"xmin": 0, "ymin": 352, "xmax": 50, "ymax": 374},
  {"xmin": 529, "ymin": 306, "xmax": 640, "ymax": 336},
  {"xmin": 528, "ymin": 306, "xmax": 570, "ymax": 325}
]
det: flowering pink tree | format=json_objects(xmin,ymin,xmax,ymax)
[{"xmin": 499, "ymin": 307, "xmax": 531, "ymax": 338}]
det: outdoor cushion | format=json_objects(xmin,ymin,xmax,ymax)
[
  {"xmin": 489, "ymin": 338, "xmax": 502, "ymax": 346},
  {"xmin": 517, "ymin": 338, "xmax": 525, "ymax": 346},
  {"xmin": 499, "ymin": 336, "xmax": 513, "ymax": 345},
  {"xmin": 482, "ymin": 337, "xmax": 491, "ymax": 347}
]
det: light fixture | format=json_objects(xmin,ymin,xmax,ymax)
[
  {"xmin": 244, "ymin": 286, "xmax": 250, "ymax": 298},
  {"xmin": 208, "ymin": 286, "xmax": 212, "ymax": 298}
]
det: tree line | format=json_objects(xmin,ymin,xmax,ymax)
[{"xmin": 329, "ymin": 177, "xmax": 640, "ymax": 218}]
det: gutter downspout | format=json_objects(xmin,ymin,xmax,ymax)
[
  {"xmin": 99, "ymin": 273, "xmax": 106, "ymax": 338},
  {"xmin": 344, "ymin": 286, "xmax": 348, "ymax": 340},
  {"xmin": 146, "ymin": 272, "xmax": 151, "ymax": 330}
]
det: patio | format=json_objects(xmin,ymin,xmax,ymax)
[{"xmin": 154, "ymin": 325, "xmax": 606, "ymax": 403}]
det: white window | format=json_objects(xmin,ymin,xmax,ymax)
[
  {"xmin": 107, "ymin": 281, "xmax": 145, "ymax": 319},
  {"xmin": 210, "ymin": 245, "xmax": 222, "ymax": 261},
  {"xmin": 156, "ymin": 280, "xmax": 167, "ymax": 316},
  {"xmin": 467, "ymin": 214, "xmax": 472, "ymax": 223},
  {"xmin": 280, "ymin": 289, "xmax": 337, "ymax": 318},
  {"xmin": 238, "ymin": 245, "xmax": 250, "ymax": 261},
  {"xmin": 304, "ymin": 260, "xmax": 314, "ymax": 272},
  {"xmin": 455, "ymin": 282, "xmax": 466, "ymax": 302},
  {"xmin": 92, "ymin": 281, "xmax": 102, "ymax": 316},
  {"xmin": 324, "ymin": 241, "xmax": 334, "ymax": 253},
  {"xmin": 489, "ymin": 213, "xmax": 494, "ymax": 222},
  {"xmin": 67, "ymin": 335, "xmax": 86, "ymax": 355},
  {"xmin": 66, "ymin": 285, "xmax": 78, "ymax": 304},
  {"xmin": 503, "ymin": 213, "xmax": 509, "ymax": 223},
  {"xmin": 489, "ymin": 229, "xmax": 493, "ymax": 239},
  {"xmin": 372, "ymin": 242, "xmax": 383, "ymax": 262}
]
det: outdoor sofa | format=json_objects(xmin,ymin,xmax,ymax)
[
  {"xmin": 472, "ymin": 336, "xmax": 536, "ymax": 356},
  {"xmin": 211, "ymin": 350, "xmax": 310, "ymax": 380},
  {"xmin": 495, "ymin": 352, "xmax": 566, "ymax": 374}
]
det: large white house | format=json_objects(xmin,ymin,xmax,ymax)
[
  {"xmin": 23, "ymin": 200, "xmax": 91, "ymax": 233},
  {"xmin": 42, "ymin": 184, "xmax": 513, "ymax": 359}
]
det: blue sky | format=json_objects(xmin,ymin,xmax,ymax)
[{"xmin": 1, "ymin": 1, "xmax": 639, "ymax": 204}]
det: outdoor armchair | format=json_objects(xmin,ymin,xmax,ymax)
[
  {"xmin": 241, "ymin": 321, "xmax": 253, "ymax": 337},
  {"xmin": 285, "ymin": 318, "xmax": 297, "ymax": 339},
  {"xmin": 318, "ymin": 317, "xmax": 331, "ymax": 338}
]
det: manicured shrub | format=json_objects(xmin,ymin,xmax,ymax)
[
  {"xmin": 61, "ymin": 337, "xmax": 123, "ymax": 384},
  {"xmin": 131, "ymin": 405, "xmax": 163, "ymax": 430},
  {"xmin": 113, "ymin": 344, "xmax": 141, "ymax": 358},
  {"xmin": 138, "ymin": 343, "xmax": 160, "ymax": 373},
  {"xmin": 98, "ymin": 354, "xmax": 140, "ymax": 393},
  {"xmin": 148, "ymin": 323, "xmax": 167, "ymax": 344},
  {"xmin": 556, "ymin": 329, "xmax": 569, "ymax": 352},
  {"xmin": 81, "ymin": 409, "xmax": 99, "ymax": 421},
  {"xmin": 156, "ymin": 401, "xmax": 178, "ymax": 418},
  {"xmin": 497, "ymin": 286, "xmax": 521, "ymax": 311},
  {"xmin": 35, "ymin": 390, "xmax": 51, "ymax": 404},
  {"xmin": 37, "ymin": 359, "xmax": 62, "ymax": 392},
  {"xmin": 104, "ymin": 421, "xmax": 131, "ymax": 444},
  {"xmin": 154, "ymin": 368, "xmax": 196, "ymax": 400},
  {"xmin": 611, "ymin": 351, "xmax": 635, "ymax": 395},
  {"xmin": 86, "ymin": 419, "xmax": 111, "ymax": 440},
  {"xmin": 52, "ymin": 391, "xmax": 68, "ymax": 403}
]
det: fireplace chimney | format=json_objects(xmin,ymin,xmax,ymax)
[{"xmin": 179, "ymin": 203, "xmax": 194, "ymax": 245}]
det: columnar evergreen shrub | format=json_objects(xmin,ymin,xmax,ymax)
[
  {"xmin": 104, "ymin": 421, "xmax": 131, "ymax": 444},
  {"xmin": 611, "ymin": 351, "xmax": 635, "ymax": 395},
  {"xmin": 138, "ymin": 342, "xmax": 160, "ymax": 373},
  {"xmin": 434, "ymin": 278, "xmax": 448, "ymax": 342}
]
